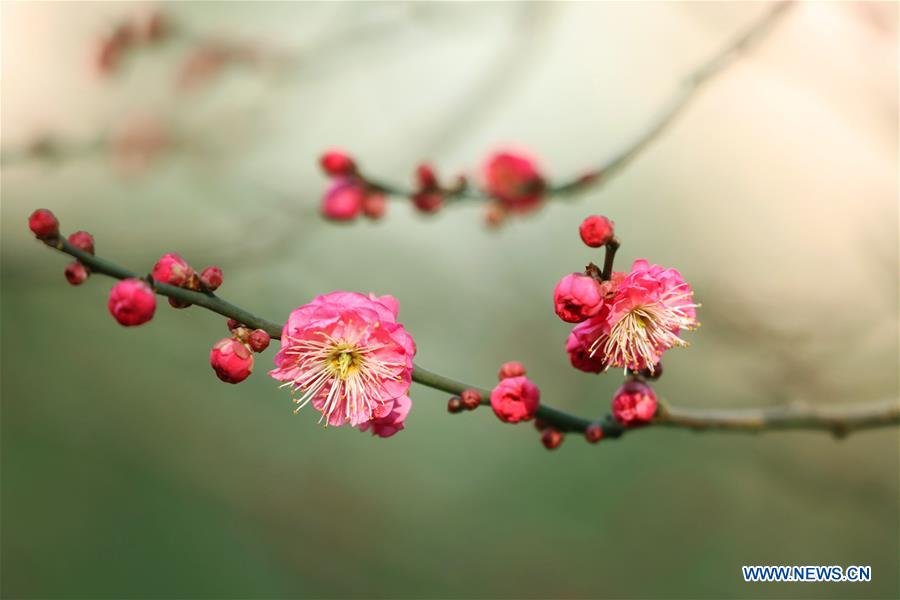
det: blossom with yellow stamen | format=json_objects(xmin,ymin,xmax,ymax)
[
  {"xmin": 589, "ymin": 259, "xmax": 699, "ymax": 373},
  {"xmin": 269, "ymin": 292, "xmax": 416, "ymax": 436}
]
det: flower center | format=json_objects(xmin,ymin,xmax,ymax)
[
  {"xmin": 281, "ymin": 331, "xmax": 404, "ymax": 426},
  {"xmin": 594, "ymin": 303, "xmax": 690, "ymax": 372},
  {"xmin": 327, "ymin": 344, "xmax": 361, "ymax": 380}
]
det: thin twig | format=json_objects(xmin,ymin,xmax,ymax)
[
  {"xmin": 361, "ymin": 1, "xmax": 795, "ymax": 202},
  {"xmin": 41, "ymin": 236, "xmax": 899, "ymax": 440}
]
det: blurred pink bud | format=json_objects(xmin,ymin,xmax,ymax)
[
  {"xmin": 553, "ymin": 273, "xmax": 604, "ymax": 323},
  {"xmin": 585, "ymin": 423, "xmax": 604, "ymax": 443},
  {"xmin": 483, "ymin": 150, "xmax": 545, "ymax": 213},
  {"xmin": 541, "ymin": 427, "xmax": 564, "ymax": 450},
  {"xmin": 611, "ymin": 380, "xmax": 658, "ymax": 426},
  {"xmin": 248, "ymin": 329, "xmax": 270, "ymax": 353},
  {"xmin": 321, "ymin": 179, "xmax": 364, "ymax": 221},
  {"xmin": 28, "ymin": 209, "xmax": 59, "ymax": 239},
  {"xmin": 579, "ymin": 215, "xmax": 615, "ymax": 248},
  {"xmin": 320, "ymin": 150, "xmax": 356, "ymax": 176},
  {"xmin": 108, "ymin": 279, "xmax": 156, "ymax": 326},
  {"xmin": 412, "ymin": 192, "xmax": 443, "ymax": 214},
  {"xmin": 67, "ymin": 231, "xmax": 95, "ymax": 255},
  {"xmin": 498, "ymin": 361, "xmax": 526, "ymax": 380},
  {"xmin": 227, "ymin": 318, "xmax": 242, "ymax": 331},
  {"xmin": 210, "ymin": 338, "xmax": 253, "ymax": 384},
  {"xmin": 460, "ymin": 389, "xmax": 482, "ymax": 411},
  {"xmin": 200, "ymin": 266, "xmax": 223, "ymax": 291},
  {"xmin": 447, "ymin": 396, "xmax": 464, "ymax": 414},
  {"xmin": 151, "ymin": 253, "xmax": 194, "ymax": 287},
  {"xmin": 362, "ymin": 193, "xmax": 387, "ymax": 220},
  {"xmin": 490, "ymin": 376, "xmax": 540, "ymax": 424},
  {"xmin": 415, "ymin": 163, "xmax": 438, "ymax": 191},
  {"xmin": 64, "ymin": 262, "xmax": 89, "ymax": 286}
]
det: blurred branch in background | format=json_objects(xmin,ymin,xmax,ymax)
[
  {"xmin": 0, "ymin": 5, "xmax": 423, "ymax": 171},
  {"xmin": 2, "ymin": 2, "xmax": 794, "ymax": 221},
  {"xmin": 37, "ymin": 231, "xmax": 900, "ymax": 442},
  {"xmin": 339, "ymin": 0, "xmax": 796, "ymax": 223}
]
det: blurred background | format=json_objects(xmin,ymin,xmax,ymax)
[{"xmin": 2, "ymin": 2, "xmax": 898, "ymax": 598}]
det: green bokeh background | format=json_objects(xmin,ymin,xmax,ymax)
[{"xmin": 2, "ymin": 2, "xmax": 898, "ymax": 598}]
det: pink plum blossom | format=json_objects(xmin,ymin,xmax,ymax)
[
  {"xmin": 358, "ymin": 395, "xmax": 411, "ymax": 438},
  {"xmin": 269, "ymin": 292, "xmax": 416, "ymax": 432},
  {"xmin": 596, "ymin": 260, "xmax": 699, "ymax": 373}
]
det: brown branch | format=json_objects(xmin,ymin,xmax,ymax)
[{"xmin": 34, "ymin": 231, "xmax": 898, "ymax": 441}]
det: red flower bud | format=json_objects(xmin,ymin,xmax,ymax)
[
  {"xmin": 540, "ymin": 428, "xmax": 564, "ymax": 450},
  {"xmin": 248, "ymin": 329, "xmax": 270, "ymax": 352},
  {"xmin": 362, "ymin": 193, "xmax": 387, "ymax": 220},
  {"xmin": 64, "ymin": 262, "xmax": 89, "ymax": 286},
  {"xmin": 584, "ymin": 423, "xmax": 604, "ymax": 443},
  {"xmin": 460, "ymin": 389, "xmax": 482, "ymax": 411},
  {"xmin": 415, "ymin": 163, "xmax": 438, "ymax": 191},
  {"xmin": 320, "ymin": 150, "xmax": 356, "ymax": 176},
  {"xmin": 483, "ymin": 151, "xmax": 545, "ymax": 214},
  {"xmin": 498, "ymin": 361, "xmax": 526, "ymax": 380},
  {"xmin": 28, "ymin": 209, "xmax": 59, "ymax": 239},
  {"xmin": 108, "ymin": 278, "xmax": 156, "ymax": 326},
  {"xmin": 200, "ymin": 266, "xmax": 223, "ymax": 291},
  {"xmin": 412, "ymin": 192, "xmax": 443, "ymax": 214},
  {"xmin": 321, "ymin": 178, "xmax": 364, "ymax": 221},
  {"xmin": 447, "ymin": 396, "xmax": 463, "ymax": 414},
  {"xmin": 490, "ymin": 376, "xmax": 540, "ymax": 423},
  {"xmin": 210, "ymin": 338, "xmax": 253, "ymax": 384},
  {"xmin": 67, "ymin": 231, "xmax": 95, "ymax": 254},
  {"xmin": 227, "ymin": 318, "xmax": 241, "ymax": 331},
  {"xmin": 151, "ymin": 253, "xmax": 194, "ymax": 287},
  {"xmin": 611, "ymin": 380, "xmax": 658, "ymax": 426},
  {"xmin": 553, "ymin": 273, "xmax": 604, "ymax": 323},
  {"xmin": 579, "ymin": 215, "xmax": 615, "ymax": 248}
]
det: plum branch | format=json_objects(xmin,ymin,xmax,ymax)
[
  {"xmin": 344, "ymin": 1, "xmax": 795, "ymax": 207},
  {"xmin": 40, "ymin": 234, "xmax": 899, "ymax": 442}
]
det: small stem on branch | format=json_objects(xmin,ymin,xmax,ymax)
[{"xmin": 601, "ymin": 238, "xmax": 620, "ymax": 281}]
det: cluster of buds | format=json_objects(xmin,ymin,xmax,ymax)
[
  {"xmin": 446, "ymin": 389, "xmax": 483, "ymax": 413},
  {"xmin": 95, "ymin": 10, "xmax": 169, "ymax": 76},
  {"xmin": 28, "ymin": 209, "xmax": 97, "ymax": 287},
  {"xmin": 318, "ymin": 150, "xmax": 386, "ymax": 221},
  {"xmin": 317, "ymin": 149, "xmax": 547, "ymax": 227},
  {"xmin": 209, "ymin": 320, "xmax": 271, "ymax": 384},
  {"xmin": 151, "ymin": 253, "xmax": 223, "ymax": 308}
]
